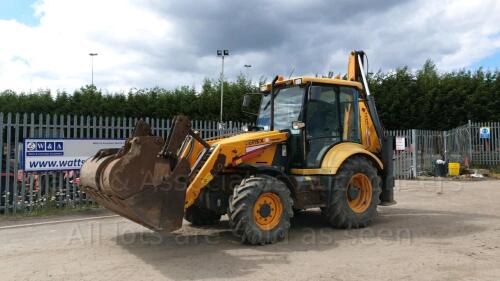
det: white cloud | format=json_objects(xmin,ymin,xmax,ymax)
[
  {"xmin": 0, "ymin": 0, "xmax": 499, "ymax": 93},
  {"xmin": 1, "ymin": 0, "xmax": 177, "ymax": 93}
]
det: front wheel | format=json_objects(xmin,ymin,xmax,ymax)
[
  {"xmin": 322, "ymin": 156, "xmax": 381, "ymax": 229},
  {"xmin": 228, "ymin": 175, "xmax": 293, "ymax": 245}
]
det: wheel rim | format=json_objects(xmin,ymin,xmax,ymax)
[
  {"xmin": 253, "ymin": 192, "xmax": 283, "ymax": 230},
  {"xmin": 346, "ymin": 173, "xmax": 372, "ymax": 213}
]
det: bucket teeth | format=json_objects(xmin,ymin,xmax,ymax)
[{"xmin": 132, "ymin": 119, "xmax": 153, "ymax": 137}]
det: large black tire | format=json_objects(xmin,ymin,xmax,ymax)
[
  {"xmin": 229, "ymin": 175, "xmax": 293, "ymax": 245},
  {"xmin": 322, "ymin": 156, "xmax": 381, "ymax": 229},
  {"xmin": 184, "ymin": 204, "xmax": 222, "ymax": 226}
]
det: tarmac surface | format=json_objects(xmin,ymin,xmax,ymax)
[{"xmin": 1, "ymin": 179, "xmax": 500, "ymax": 281}]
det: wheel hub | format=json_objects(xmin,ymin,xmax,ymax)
[
  {"xmin": 346, "ymin": 173, "xmax": 373, "ymax": 213},
  {"xmin": 347, "ymin": 185, "xmax": 360, "ymax": 200},
  {"xmin": 259, "ymin": 203, "xmax": 272, "ymax": 218},
  {"xmin": 253, "ymin": 192, "xmax": 283, "ymax": 230}
]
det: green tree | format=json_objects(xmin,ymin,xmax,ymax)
[{"xmin": 1, "ymin": 68, "xmax": 499, "ymax": 129}]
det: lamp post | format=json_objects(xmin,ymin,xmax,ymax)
[
  {"xmin": 89, "ymin": 53, "xmax": 98, "ymax": 86},
  {"xmin": 217, "ymin": 49, "xmax": 229, "ymax": 129},
  {"xmin": 244, "ymin": 64, "xmax": 252, "ymax": 84}
]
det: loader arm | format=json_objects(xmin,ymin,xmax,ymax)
[{"xmin": 184, "ymin": 130, "xmax": 289, "ymax": 208}]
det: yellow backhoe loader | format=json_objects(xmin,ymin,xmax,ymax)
[{"xmin": 80, "ymin": 50, "xmax": 395, "ymax": 244}]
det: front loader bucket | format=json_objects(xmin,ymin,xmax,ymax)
[{"xmin": 79, "ymin": 116, "xmax": 192, "ymax": 232}]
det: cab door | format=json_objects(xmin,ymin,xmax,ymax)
[{"xmin": 304, "ymin": 85, "xmax": 360, "ymax": 168}]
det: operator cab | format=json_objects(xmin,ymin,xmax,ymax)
[{"xmin": 251, "ymin": 77, "xmax": 362, "ymax": 169}]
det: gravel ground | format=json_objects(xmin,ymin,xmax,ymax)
[{"xmin": 1, "ymin": 179, "xmax": 499, "ymax": 281}]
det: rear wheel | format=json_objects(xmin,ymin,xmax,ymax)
[
  {"xmin": 322, "ymin": 156, "xmax": 381, "ymax": 228},
  {"xmin": 184, "ymin": 205, "xmax": 221, "ymax": 226},
  {"xmin": 229, "ymin": 175, "xmax": 293, "ymax": 245}
]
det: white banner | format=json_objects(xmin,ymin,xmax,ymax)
[
  {"xmin": 24, "ymin": 139, "xmax": 124, "ymax": 172},
  {"xmin": 395, "ymin": 137, "xmax": 406, "ymax": 151}
]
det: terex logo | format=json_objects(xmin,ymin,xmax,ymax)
[{"xmin": 246, "ymin": 139, "xmax": 264, "ymax": 146}]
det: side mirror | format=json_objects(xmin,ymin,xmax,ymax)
[
  {"xmin": 292, "ymin": 121, "xmax": 305, "ymax": 130},
  {"xmin": 242, "ymin": 94, "xmax": 252, "ymax": 108}
]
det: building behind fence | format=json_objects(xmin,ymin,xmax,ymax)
[{"xmin": 1, "ymin": 112, "xmax": 499, "ymax": 214}]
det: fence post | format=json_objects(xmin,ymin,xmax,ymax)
[
  {"xmin": 12, "ymin": 113, "xmax": 20, "ymax": 214},
  {"xmin": 5, "ymin": 113, "xmax": 12, "ymax": 214},
  {"xmin": 443, "ymin": 130, "xmax": 447, "ymax": 162},
  {"xmin": 0, "ymin": 112, "xmax": 3, "ymax": 214},
  {"xmin": 411, "ymin": 129, "xmax": 417, "ymax": 178},
  {"xmin": 468, "ymin": 120, "xmax": 473, "ymax": 166}
]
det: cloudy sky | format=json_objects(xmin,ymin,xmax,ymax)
[{"xmin": 0, "ymin": 0, "xmax": 499, "ymax": 93}]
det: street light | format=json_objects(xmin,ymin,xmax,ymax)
[
  {"xmin": 89, "ymin": 53, "xmax": 98, "ymax": 86},
  {"xmin": 244, "ymin": 64, "xmax": 252, "ymax": 83},
  {"xmin": 217, "ymin": 49, "xmax": 229, "ymax": 129}
]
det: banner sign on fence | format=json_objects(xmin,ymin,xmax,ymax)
[
  {"xmin": 24, "ymin": 139, "xmax": 124, "ymax": 171},
  {"xmin": 479, "ymin": 127, "xmax": 490, "ymax": 139},
  {"xmin": 396, "ymin": 137, "xmax": 406, "ymax": 150}
]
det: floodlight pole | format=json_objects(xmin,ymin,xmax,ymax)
[
  {"xmin": 244, "ymin": 64, "xmax": 252, "ymax": 83},
  {"xmin": 217, "ymin": 50, "xmax": 229, "ymax": 129},
  {"xmin": 220, "ymin": 55, "xmax": 224, "ymax": 124},
  {"xmin": 89, "ymin": 53, "xmax": 98, "ymax": 86}
]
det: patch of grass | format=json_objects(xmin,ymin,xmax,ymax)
[
  {"xmin": 469, "ymin": 165, "xmax": 500, "ymax": 179},
  {"xmin": 490, "ymin": 166, "xmax": 500, "ymax": 174},
  {"xmin": 0, "ymin": 203, "xmax": 102, "ymax": 221},
  {"xmin": 470, "ymin": 165, "xmax": 500, "ymax": 173}
]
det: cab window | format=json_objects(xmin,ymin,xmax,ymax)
[{"xmin": 339, "ymin": 86, "xmax": 359, "ymax": 143}]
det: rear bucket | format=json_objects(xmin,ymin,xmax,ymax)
[{"xmin": 80, "ymin": 119, "xmax": 191, "ymax": 232}]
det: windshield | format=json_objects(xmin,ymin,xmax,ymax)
[{"xmin": 256, "ymin": 86, "xmax": 304, "ymax": 131}]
